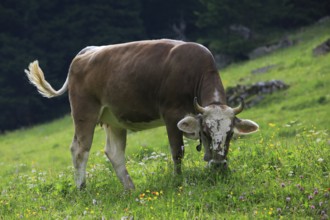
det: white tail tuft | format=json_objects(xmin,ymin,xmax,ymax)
[{"xmin": 25, "ymin": 60, "xmax": 68, "ymax": 98}]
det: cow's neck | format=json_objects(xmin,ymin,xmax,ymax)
[{"xmin": 198, "ymin": 71, "xmax": 226, "ymax": 107}]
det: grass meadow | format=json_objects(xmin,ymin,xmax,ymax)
[{"xmin": 0, "ymin": 21, "xmax": 329, "ymax": 219}]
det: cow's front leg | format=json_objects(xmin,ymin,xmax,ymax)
[
  {"xmin": 165, "ymin": 120, "xmax": 184, "ymax": 174},
  {"xmin": 104, "ymin": 126, "xmax": 135, "ymax": 190}
]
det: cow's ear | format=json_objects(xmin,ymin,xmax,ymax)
[
  {"xmin": 177, "ymin": 116, "xmax": 200, "ymax": 139},
  {"xmin": 233, "ymin": 118, "xmax": 259, "ymax": 135}
]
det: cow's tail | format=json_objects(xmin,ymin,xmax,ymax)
[{"xmin": 25, "ymin": 60, "xmax": 68, "ymax": 98}]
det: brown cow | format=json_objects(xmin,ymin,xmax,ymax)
[{"xmin": 25, "ymin": 39, "xmax": 259, "ymax": 189}]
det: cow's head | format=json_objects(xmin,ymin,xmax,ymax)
[{"xmin": 177, "ymin": 98, "xmax": 259, "ymax": 168}]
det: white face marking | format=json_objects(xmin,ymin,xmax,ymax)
[
  {"xmin": 205, "ymin": 117, "xmax": 231, "ymax": 150},
  {"xmin": 203, "ymin": 106, "xmax": 234, "ymax": 154},
  {"xmin": 213, "ymin": 89, "xmax": 220, "ymax": 102}
]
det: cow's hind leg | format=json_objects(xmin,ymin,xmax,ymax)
[
  {"xmin": 70, "ymin": 99, "xmax": 99, "ymax": 189},
  {"xmin": 104, "ymin": 126, "xmax": 135, "ymax": 190}
]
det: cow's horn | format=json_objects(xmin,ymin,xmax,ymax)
[
  {"xmin": 194, "ymin": 97, "xmax": 205, "ymax": 113},
  {"xmin": 233, "ymin": 98, "xmax": 245, "ymax": 115}
]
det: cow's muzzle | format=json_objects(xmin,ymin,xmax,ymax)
[
  {"xmin": 207, "ymin": 159, "xmax": 228, "ymax": 169},
  {"xmin": 204, "ymin": 147, "xmax": 228, "ymax": 169}
]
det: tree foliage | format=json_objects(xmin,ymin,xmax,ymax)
[
  {"xmin": 0, "ymin": 0, "xmax": 145, "ymax": 131},
  {"xmin": 0, "ymin": 0, "xmax": 329, "ymax": 131},
  {"xmin": 196, "ymin": 0, "xmax": 330, "ymax": 58}
]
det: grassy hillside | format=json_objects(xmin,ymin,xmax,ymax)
[{"xmin": 0, "ymin": 21, "xmax": 329, "ymax": 219}]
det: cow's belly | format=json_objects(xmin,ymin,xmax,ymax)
[
  {"xmin": 98, "ymin": 106, "xmax": 164, "ymax": 131},
  {"xmin": 120, "ymin": 119, "xmax": 164, "ymax": 131}
]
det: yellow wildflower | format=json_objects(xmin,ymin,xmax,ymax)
[
  {"xmin": 152, "ymin": 191, "xmax": 159, "ymax": 196},
  {"xmin": 268, "ymin": 123, "xmax": 276, "ymax": 127}
]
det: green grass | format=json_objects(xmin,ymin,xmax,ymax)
[{"xmin": 1, "ymin": 21, "xmax": 329, "ymax": 219}]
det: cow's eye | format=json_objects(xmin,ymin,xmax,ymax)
[{"xmin": 225, "ymin": 131, "xmax": 234, "ymax": 143}]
